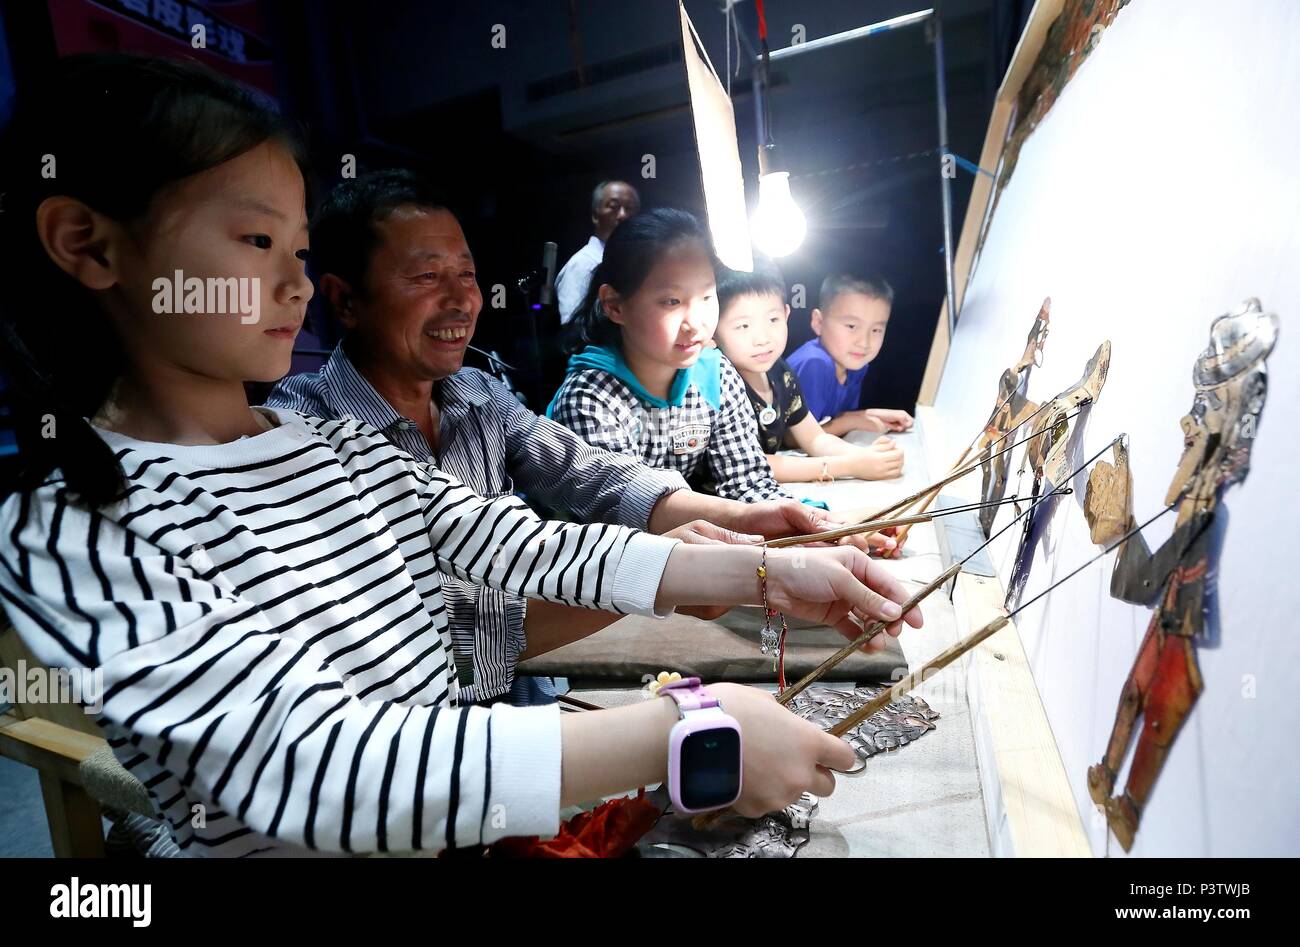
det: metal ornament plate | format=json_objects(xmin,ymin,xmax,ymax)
[
  {"xmin": 639, "ymin": 792, "xmax": 820, "ymax": 859},
  {"xmin": 786, "ymin": 683, "xmax": 940, "ymax": 761}
]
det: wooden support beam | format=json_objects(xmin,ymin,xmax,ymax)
[
  {"xmin": 38, "ymin": 772, "xmax": 107, "ymax": 858},
  {"xmin": 956, "ymin": 572, "xmax": 1090, "ymax": 856},
  {"xmin": 0, "ymin": 712, "xmax": 109, "ymax": 858}
]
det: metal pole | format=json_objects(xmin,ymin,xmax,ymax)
[
  {"xmin": 741, "ymin": 4, "xmax": 957, "ymax": 334},
  {"xmin": 932, "ymin": 10, "xmax": 958, "ymax": 341},
  {"xmin": 765, "ymin": 8, "xmax": 935, "ymax": 60}
]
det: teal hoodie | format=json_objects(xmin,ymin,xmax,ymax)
[{"xmin": 546, "ymin": 344, "xmax": 723, "ymax": 418}]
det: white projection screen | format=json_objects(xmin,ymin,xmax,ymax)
[{"xmin": 931, "ymin": 0, "xmax": 1300, "ymax": 856}]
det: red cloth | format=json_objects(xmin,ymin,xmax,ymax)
[{"xmin": 489, "ymin": 792, "xmax": 662, "ymax": 858}]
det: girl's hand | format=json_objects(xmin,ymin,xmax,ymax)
[
  {"xmin": 709, "ymin": 682, "xmax": 857, "ymax": 815},
  {"xmin": 763, "ymin": 546, "xmax": 923, "ymax": 646},
  {"xmin": 864, "ymin": 408, "xmax": 914, "ymax": 432}
]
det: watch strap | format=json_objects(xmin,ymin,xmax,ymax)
[{"xmin": 657, "ymin": 676, "xmax": 719, "ymax": 715}]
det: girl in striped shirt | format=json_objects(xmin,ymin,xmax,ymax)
[{"xmin": 0, "ymin": 54, "xmax": 919, "ymax": 856}]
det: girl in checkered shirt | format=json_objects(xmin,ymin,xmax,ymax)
[{"xmin": 548, "ymin": 209, "xmax": 787, "ymax": 504}]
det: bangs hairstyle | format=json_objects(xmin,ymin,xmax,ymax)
[
  {"xmin": 819, "ymin": 273, "xmax": 894, "ymax": 312},
  {"xmin": 309, "ymin": 169, "xmax": 451, "ymax": 309},
  {"xmin": 565, "ymin": 207, "xmax": 716, "ymax": 354},
  {"xmin": 716, "ymin": 258, "xmax": 786, "ymax": 315},
  {"xmin": 0, "ymin": 53, "xmax": 310, "ymax": 507}
]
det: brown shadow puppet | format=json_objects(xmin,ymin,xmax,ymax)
[
  {"xmin": 977, "ymin": 298, "xmax": 1052, "ymax": 536},
  {"xmin": 1004, "ymin": 339, "xmax": 1113, "ymax": 606},
  {"xmin": 1083, "ymin": 299, "xmax": 1278, "ymax": 851}
]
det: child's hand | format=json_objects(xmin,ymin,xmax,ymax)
[
  {"xmin": 864, "ymin": 408, "xmax": 914, "ymax": 432},
  {"xmin": 709, "ymin": 682, "xmax": 857, "ymax": 815},
  {"xmin": 852, "ymin": 439, "xmax": 904, "ymax": 480},
  {"xmin": 855, "ymin": 411, "xmax": 891, "ymax": 433}
]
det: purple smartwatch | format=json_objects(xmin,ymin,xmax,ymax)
[{"xmin": 657, "ymin": 677, "xmax": 743, "ymax": 813}]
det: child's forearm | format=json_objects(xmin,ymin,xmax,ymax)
[
  {"xmin": 820, "ymin": 412, "xmax": 863, "ymax": 436},
  {"xmin": 560, "ymin": 694, "xmax": 678, "ymax": 805},
  {"xmin": 518, "ymin": 599, "xmax": 621, "ymax": 661},
  {"xmin": 767, "ymin": 452, "xmax": 862, "ymax": 483},
  {"xmin": 805, "ymin": 430, "xmax": 858, "ymax": 457}
]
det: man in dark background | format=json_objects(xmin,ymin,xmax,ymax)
[{"xmin": 556, "ymin": 179, "xmax": 641, "ymax": 324}]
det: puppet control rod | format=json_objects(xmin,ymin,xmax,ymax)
[
  {"xmin": 859, "ymin": 403, "xmax": 1083, "ymax": 527},
  {"xmin": 881, "ymin": 393, "xmax": 1061, "ymax": 545},
  {"xmin": 776, "ymin": 410, "xmax": 1083, "ymax": 552},
  {"xmin": 776, "ymin": 433, "xmax": 1121, "ymax": 706},
  {"xmin": 763, "ymin": 492, "xmax": 1028, "ymax": 548},
  {"xmin": 828, "ymin": 502, "xmax": 1175, "ymax": 736},
  {"xmin": 775, "ymin": 480, "xmax": 1077, "ymax": 707},
  {"xmin": 695, "ymin": 462, "xmax": 1150, "ymax": 829}
]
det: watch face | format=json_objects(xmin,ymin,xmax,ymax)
[{"xmin": 679, "ymin": 727, "xmax": 741, "ymax": 811}]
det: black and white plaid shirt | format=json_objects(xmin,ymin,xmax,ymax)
[
  {"xmin": 266, "ymin": 345, "xmax": 687, "ymax": 702},
  {"xmin": 548, "ymin": 353, "xmax": 788, "ymax": 503}
]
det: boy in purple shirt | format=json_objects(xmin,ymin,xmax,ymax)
[{"xmin": 788, "ymin": 274, "xmax": 913, "ymax": 436}]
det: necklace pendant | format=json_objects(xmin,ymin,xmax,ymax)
[{"xmin": 759, "ymin": 405, "xmax": 778, "ymax": 427}]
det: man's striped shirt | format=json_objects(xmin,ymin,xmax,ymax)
[{"xmin": 0, "ymin": 408, "xmax": 676, "ymax": 856}]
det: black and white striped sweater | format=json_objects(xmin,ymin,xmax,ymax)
[{"xmin": 0, "ymin": 408, "xmax": 677, "ymax": 856}]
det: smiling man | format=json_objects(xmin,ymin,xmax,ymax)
[{"xmin": 266, "ymin": 170, "xmax": 850, "ymax": 705}]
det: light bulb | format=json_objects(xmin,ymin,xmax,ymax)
[{"xmin": 751, "ymin": 171, "xmax": 807, "ymax": 258}]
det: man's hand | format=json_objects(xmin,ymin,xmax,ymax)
[
  {"xmin": 723, "ymin": 500, "xmax": 895, "ymax": 556},
  {"xmin": 720, "ymin": 499, "xmax": 825, "ymax": 540},
  {"xmin": 662, "ymin": 519, "xmax": 761, "ymax": 546}
]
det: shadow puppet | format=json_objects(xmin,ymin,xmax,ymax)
[
  {"xmin": 1083, "ymin": 299, "xmax": 1277, "ymax": 851},
  {"xmin": 1004, "ymin": 340, "xmax": 1113, "ymax": 606}
]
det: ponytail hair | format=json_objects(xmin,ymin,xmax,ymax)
[
  {"xmin": 0, "ymin": 54, "xmax": 309, "ymax": 507},
  {"xmin": 564, "ymin": 207, "xmax": 716, "ymax": 354}
]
